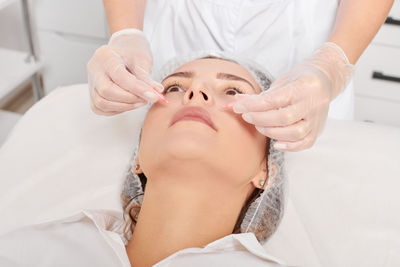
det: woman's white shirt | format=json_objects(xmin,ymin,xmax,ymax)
[
  {"xmin": 0, "ymin": 209, "xmax": 286, "ymax": 267},
  {"xmin": 143, "ymin": 0, "xmax": 354, "ymax": 120}
]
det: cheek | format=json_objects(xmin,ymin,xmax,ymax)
[
  {"xmin": 138, "ymin": 107, "xmax": 168, "ymax": 165},
  {"xmin": 162, "ymin": 93, "xmax": 179, "ymax": 101},
  {"xmin": 217, "ymin": 115, "xmax": 267, "ymax": 183},
  {"xmin": 228, "ymin": 113, "xmax": 264, "ymax": 145},
  {"xmin": 142, "ymin": 104, "xmax": 171, "ymax": 131}
]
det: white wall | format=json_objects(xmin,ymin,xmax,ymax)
[
  {"xmin": 32, "ymin": 0, "xmax": 109, "ymax": 94},
  {"xmin": 0, "ymin": 1, "xmax": 29, "ymax": 52},
  {"xmin": 1, "ymin": 0, "xmax": 110, "ymax": 94}
]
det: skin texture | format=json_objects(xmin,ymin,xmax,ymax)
[{"xmin": 125, "ymin": 58, "xmax": 269, "ymax": 267}]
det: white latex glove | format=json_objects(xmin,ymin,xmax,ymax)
[
  {"xmin": 231, "ymin": 42, "xmax": 354, "ymax": 152},
  {"xmin": 87, "ymin": 29, "xmax": 165, "ymax": 116}
]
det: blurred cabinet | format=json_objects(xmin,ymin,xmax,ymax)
[
  {"xmin": 0, "ymin": 0, "xmax": 43, "ymax": 105},
  {"xmin": 354, "ymin": 1, "xmax": 400, "ymax": 127},
  {"xmin": 32, "ymin": 0, "xmax": 108, "ymax": 93}
]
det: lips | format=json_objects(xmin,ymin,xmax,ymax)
[{"xmin": 170, "ymin": 106, "xmax": 217, "ymax": 131}]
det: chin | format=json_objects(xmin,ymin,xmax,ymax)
[{"xmin": 160, "ymin": 137, "xmax": 211, "ymax": 161}]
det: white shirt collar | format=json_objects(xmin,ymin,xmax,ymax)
[{"xmin": 78, "ymin": 209, "xmax": 286, "ymax": 266}]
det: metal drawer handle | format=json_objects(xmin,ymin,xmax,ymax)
[
  {"xmin": 372, "ymin": 71, "xmax": 400, "ymax": 83},
  {"xmin": 385, "ymin": 16, "xmax": 400, "ymax": 26}
]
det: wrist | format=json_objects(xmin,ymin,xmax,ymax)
[
  {"xmin": 324, "ymin": 42, "xmax": 352, "ymax": 66},
  {"xmin": 109, "ymin": 28, "xmax": 146, "ymax": 45},
  {"xmin": 308, "ymin": 42, "xmax": 355, "ymax": 99}
]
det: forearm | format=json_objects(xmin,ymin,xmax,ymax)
[
  {"xmin": 328, "ymin": 0, "xmax": 394, "ymax": 64},
  {"xmin": 103, "ymin": 0, "xmax": 147, "ymax": 34}
]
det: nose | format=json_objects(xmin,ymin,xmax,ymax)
[{"xmin": 184, "ymin": 84, "xmax": 212, "ymax": 105}]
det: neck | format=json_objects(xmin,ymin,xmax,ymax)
[{"xmin": 125, "ymin": 169, "xmax": 250, "ymax": 267}]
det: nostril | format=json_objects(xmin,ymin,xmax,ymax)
[{"xmin": 188, "ymin": 90, "xmax": 208, "ymax": 101}]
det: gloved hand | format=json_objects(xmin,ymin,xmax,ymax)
[
  {"xmin": 87, "ymin": 28, "xmax": 165, "ymax": 116},
  {"xmin": 232, "ymin": 42, "xmax": 354, "ymax": 152}
]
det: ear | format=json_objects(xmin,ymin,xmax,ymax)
[
  {"xmin": 250, "ymin": 158, "xmax": 277, "ymax": 189},
  {"xmin": 250, "ymin": 157, "xmax": 268, "ymax": 189},
  {"xmin": 131, "ymin": 157, "xmax": 143, "ymax": 175}
]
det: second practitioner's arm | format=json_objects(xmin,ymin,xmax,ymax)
[
  {"xmin": 329, "ymin": 0, "xmax": 394, "ymax": 64},
  {"xmin": 231, "ymin": 0, "xmax": 394, "ymax": 152},
  {"xmin": 103, "ymin": 0, "xmax": 147, "ymax": 34}
]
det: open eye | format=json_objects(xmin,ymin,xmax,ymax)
[
  {"xmin": 225, "ymin": 87, "xmax": 244, "ymax": 96},
  {"xmin": 163, "ymin": 83, "xmax": 244, "ymax": 95},
  {"xmin": 163, "ymin": 83, "xmax": 184, "ymax": 94}
]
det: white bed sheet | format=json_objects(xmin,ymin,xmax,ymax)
[{"xmin": 0, "ymin": 84, "xmax": 399, "ymax": 267}]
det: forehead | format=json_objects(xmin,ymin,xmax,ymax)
[{"xmin": 170, "ymin": 58, "xmax": 261, "ymax": 92}]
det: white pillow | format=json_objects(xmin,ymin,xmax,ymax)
[
  {"xmin": 0, "ymin": 84, "xmax": 145, "ymax": 233},
  {"xmin": 0, "ymin": 84, "xmax": 399, "ymax": 267},
  {"xmin": 266, "ymin": 119, "xmax": 400, "ymax": 266}
]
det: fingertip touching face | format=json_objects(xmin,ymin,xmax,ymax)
[{"xmin": 136, "ymin": 58, "xmax": 269, "ymax": 198}]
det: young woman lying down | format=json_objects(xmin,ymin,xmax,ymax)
[{"xmin": 0, "ymin": 51, "xmax": 286, "ymax": 267}]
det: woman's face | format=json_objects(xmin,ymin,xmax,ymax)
[{"xmin": 137, "ymin": 58, "xmax": 268, "ymax": 192}]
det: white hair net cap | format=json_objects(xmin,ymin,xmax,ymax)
[{"xmin": 121, "ymin": 50, "xmax": 287, "ymax": 245}]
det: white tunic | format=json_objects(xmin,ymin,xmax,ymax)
[
  {"xmin": 143, "ymin": 0, "xmax": 354, "ymax": 120},
  {"xmin": 0, "ymin": 209, "xmax": 286, "ymax": 266}
]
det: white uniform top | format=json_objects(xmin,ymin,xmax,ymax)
[
  {"xmin": 143, "ymin": 0, "xmax": 354, "ymax": 120},
  {"xmin": 0, "ymin": 209, "xmax": 286, "ymax": 267}
]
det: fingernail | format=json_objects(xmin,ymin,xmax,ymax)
[
  {"xmin": 256, "ymin": 126, "xmax": 264, "ymax": 133},
  {"xmin": 274, "ymin": 143, "xmax": 287, "ymax": 150},
  {"xmin": 233, "ymin": 103, "xmax": 247, "ymax": 113},
  {"xmin": 242, "ymin": 114, "xmax": 253, "ymax": 123},
  {"xmin": 222, "ymin": 102, "xmax": 235, "ymax": 109},
  {"xmin": 144, "ymin": 91, "xmax": 159, "ymax": 102}
]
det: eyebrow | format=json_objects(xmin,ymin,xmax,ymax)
[{"xmin": 162, "ymin": 71, "xmax": 256, "ymax": 92}]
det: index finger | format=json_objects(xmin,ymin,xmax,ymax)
[
  {"xmin": 232, "ymin": 87, "xmax": 291, "ymax": 113},
  {"xmin": 104, "ymin": 58, "xmax": 162, "ymax": 103},
  {"xmin": 133, "ymin": 65, "xmax": 164, "ymax": 93},
  {"xmin": 105, "ymin": 57, "xmax": 153, "ymax": 94}
]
